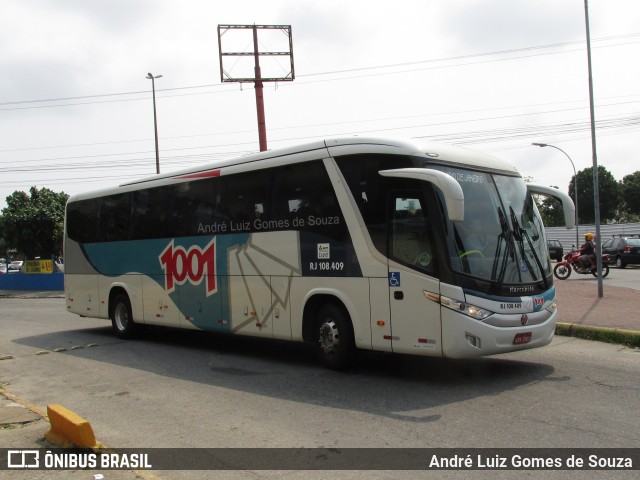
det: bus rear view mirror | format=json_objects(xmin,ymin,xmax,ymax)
[{"xmin": 526, "ymin": 183, "xmax": 576, "ymax": 229}]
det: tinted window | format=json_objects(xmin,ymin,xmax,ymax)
[
  {"xmin": 272, "ymin": 161, "xmax": 346, "ymax": 240},
  {"xmin": 130, "ymin": 186, "xmax": 170, "ymax": 239},
  {"xmin": 66, "ymin": 198, "xmax": 99, "ymax": 243},
  {"xmin": 66, "ymin": 160, "xmax": 347, "ymax": 243},
  {"xmin": 391, "ymin": 193, "xmax": 435, "ymax": 274},
  {"xmin": 336, "ymin": 154, "xmax": 415, "ymax": 253},
  {"xmin": 97, "ymin": 193, "xmax": 130, "ymax": 242}
]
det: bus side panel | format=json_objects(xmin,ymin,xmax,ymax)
[
  {"xmin": 141, "ymin": 274, "xmax": 182, "ymax": 327},
  {"xmin": 226, "ymin": 232, "xmax": 300, "ymax": 339},
  {"xmin": 369, "ymin": 277, "xmax": 392, "ymax": 352},
  {"xmin": 98, "ymin": 274, "xmax": 142, "ymax": 321},
  {"xmin": 64, "ymin": 239, "xmax": 101, "ymax": 318},
  {"xmin": 387, "ymin": 266, "xmax": 443, "ymax": 357},
  {"xmin": 65, "ymin": 273, "xmax": 100, "ymax": 318},
  {"xmin": 270, "ymin": 276, "xmax": 293, "ymax": 340}
]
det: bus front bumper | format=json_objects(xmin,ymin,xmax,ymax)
[{"xmin": 441, "ymin": 308, "xmax": 557, "ymax": 358}]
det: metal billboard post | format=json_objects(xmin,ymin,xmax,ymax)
[
  {"xmin": 252, "ymin": 26, "xmax": 267, "ymax": 152},
  {"xmin": 218, "ymin": 24, "xmax": 295, "ymax": 152}
]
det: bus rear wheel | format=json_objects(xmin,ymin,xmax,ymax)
[
  {"xmin": 315, "ymin": 304, "xmax": 354, "ymax": 370},
  {"xmin": 111, "ymin": 293, "xmax": 137, "ymax": 339}
]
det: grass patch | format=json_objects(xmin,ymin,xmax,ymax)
[{"xmin": 556, "ymin": 322, "xmax": 640, "ymax": 349}]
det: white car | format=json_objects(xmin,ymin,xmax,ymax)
[{"xmin": 8, "ymin": 261, "xmax": 23, "ymax": 272}]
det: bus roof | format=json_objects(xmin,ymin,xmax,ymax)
[{"xmin": 70, "ymin": 136, "xmax": 520, "ymax": 201}]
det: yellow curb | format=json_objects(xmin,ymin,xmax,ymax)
[
  {"xmin": 557, "ymin": 322, "xmax": 640, "ymax": 336},
  {"xmin": 1, "ymin": 390, "xmax": 162, "ymax": 478},
  {"xmin": 45, "ymin": 404, "xmax": 100, "ymax": 449},
  {"xmin": 0, "ymin": 387, "xmax": 48, "ymax": 418},
  {"xmin": 556, "ymin": 322, "xmax": 640, "ymax": 348}
]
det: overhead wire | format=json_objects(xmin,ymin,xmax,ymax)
[
  {"xmin": 2, "ymin": 32, "xmax": 639, "ymax": 111},
  {"xmin": 1, "ymin": 33, "xmax": 639, "ymax": 193}
]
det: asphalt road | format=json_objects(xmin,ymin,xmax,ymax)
[{"xmin": 1, "ymin": 298, "xmax": 639, "ymax": 479}]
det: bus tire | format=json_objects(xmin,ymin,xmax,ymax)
[
  {"xmin": 110, "ymin": 293, "xmax": 137, "ymax": 339},
  {"xmin": 314, "ymin": 303, "xmax": 354, "ymax": 370}
]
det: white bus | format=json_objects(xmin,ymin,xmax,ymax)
[{"xmin": 64, "ymin": 137, "xmax": 574, "ymax": 369}]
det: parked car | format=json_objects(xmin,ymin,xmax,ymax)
[
  {"xmin": 0, "ymin": 263, "xmax": 6, "ymax": 274},
  {"xmin": 601, "ymin": 235, "xmax": 640, "ymax": 268},
  {"xmin": 7, "ymin": 261, "xmax": 23, "ymax": 273},
  {"xmin": 547, "ymin": 240, "xmax": 564, "ymax": 262}
]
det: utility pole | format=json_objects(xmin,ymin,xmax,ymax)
[
  {"xmin": 584, "ymin": 0, "xmax": 603, "ymax": 297},
  {"xmin": 146, "ymin": 73, "xmax": 162, "ymax": 174},
  {"xmin": 218, "ymin": 25, "xmax": 294, "ymax": 152}
]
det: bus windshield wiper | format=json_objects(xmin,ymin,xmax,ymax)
[
  {"xmin": 493, "ymin": 207, "xmax": 515, "ymax": 291},
  {"xmin": 509, "ymin": 206, "xmax": 548, "ymax": 289}
]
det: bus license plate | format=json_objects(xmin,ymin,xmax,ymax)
[{"xmin": 513, "ymin": 332, "xmax": 532, "ymax": 345}]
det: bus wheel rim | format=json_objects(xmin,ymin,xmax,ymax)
[
  {"xmin": 319, "ymin": 320, "xmax": 339, "ymax": 354},
  {"xmin": 115, "ymin": 304, "xmax": 129, "ymax": 331}
]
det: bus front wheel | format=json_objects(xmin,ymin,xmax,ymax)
[
  {"xmin": 111, "ymin": 293, "xmax": 137, "ymax": 339},
  {"xmin": 315, "ymin": 304, "xmax": 354, "ymax": 370}
]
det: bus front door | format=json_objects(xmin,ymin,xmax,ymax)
[
  {"xmin": 387, "ymin": 193, "xmax": 443, "ymax": 356},
  {"xmin": 387, "ymin": 267, "xmax": 442, "ymax": 356}
]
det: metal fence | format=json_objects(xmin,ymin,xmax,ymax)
[{"xmin": 545, "ymin": 222, "xmax": 640, "ymax": 252}]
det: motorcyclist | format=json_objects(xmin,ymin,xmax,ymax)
[{"xmin": 575, "ymin": 233, "xmax": 595, "ymax": 273}]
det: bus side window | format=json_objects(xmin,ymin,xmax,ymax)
[
  {"xmin": 99, "ymin": 193, "xmax": 130, "ymax": 242},
  {"xmin": 390, "ymin": 194, "xmax": 435, "ymax": 274},
  {"xmin": 216, "ymin": 169, "xmax": 270, "ymax": 226},
  {"xmin": 67, "ymin": 199, "xmax": 99, "ymax": 243}
]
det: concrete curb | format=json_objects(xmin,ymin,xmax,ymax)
[
  {"xmin": 0, "ymin": 290, "xmax": 64, "ymax": 299},
  {"xmin": 0, "ymin": 387, "xmax": 47, "ymax": 418},
  {"xmin": 556, "ymin": 322, "xmax": 640, "ymax": 349}
]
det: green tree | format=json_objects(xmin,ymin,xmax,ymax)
[
  {"xmin": 621, "ymin": 171, "xmax": 640, "ymax": 217},
  {"xmin": 533, "ymin": 185, "xmax": 565, "ymax": 227},
  {"xmin": 569, "ymin": 166, "xmax": 621, "ymax": 224},
  {"xmin": 1, "ymin": 187, "xmax": 69, "ymax": 259}
]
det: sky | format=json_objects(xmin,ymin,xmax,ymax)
[{"xmin": 1, "ymin": 0, "xmax": 639, "ymax": 210}]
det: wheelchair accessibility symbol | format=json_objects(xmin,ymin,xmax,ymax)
[{"xmin": 389, "ymin": 272, "xmax": 401, "ymax": 287}]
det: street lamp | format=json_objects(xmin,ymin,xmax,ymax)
[
  {"xmin": 146, "ymin": 73, "xmax": 162, "ymax": 174},
  {"xmin": 532, "ymin": 143, "xmax": 579, "ymax": 248}
]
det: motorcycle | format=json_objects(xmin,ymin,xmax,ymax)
[{"xmin": 553, "ymin": 248, "xmax": 610, "ymax": 280}]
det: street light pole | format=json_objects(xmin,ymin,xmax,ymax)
[
  {"xmin": 532, "ymin": 143, "xmax": 579, "ymax": 248},
  {"xmin": 584, "ymin": 0, "xmax": 603, "ymax": 298},
  {"xmin": 146, "ymin": 73, "xmax": 162, "ymax": 174}
]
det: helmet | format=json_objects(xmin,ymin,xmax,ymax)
[{"xmin": 584, "ymin": 233, "xmax": 594, "ymax": 240}]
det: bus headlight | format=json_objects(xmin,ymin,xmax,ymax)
[
  {"xmin": 455, "ymin": 302, "xmax": 493, "ymax": 320},
  {"xmin": 425, "ymin": 292, "xmax": 493, "ymax": 321}
]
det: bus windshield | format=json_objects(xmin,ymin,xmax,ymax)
[{"xmin": 433, "ymin": 166, "xmax": 551, "ymax": 285}]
